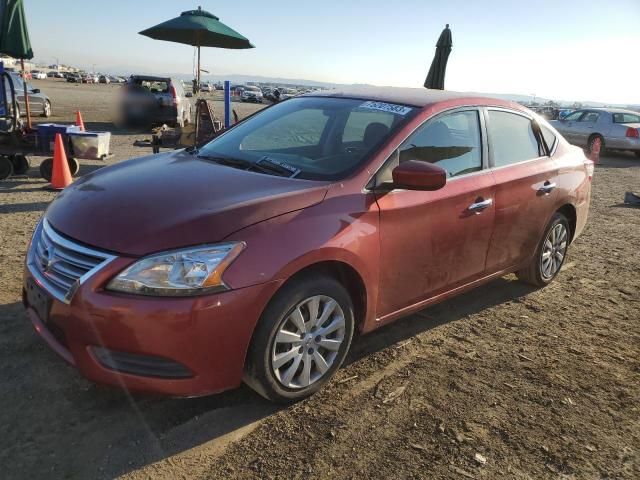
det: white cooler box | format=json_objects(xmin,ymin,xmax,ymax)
[{"xmin": 69, "ymin": 131, "xmax": 111, "ymax": 160}]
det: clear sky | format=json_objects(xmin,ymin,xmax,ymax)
[{"xmin": 25, "ymin": 0, "xmax": 640, "ymax": 104}]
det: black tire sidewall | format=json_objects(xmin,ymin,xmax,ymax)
[
  {"xmin": 534, "ymin": 212, "xmax": 570, "ymax": 285},
  {"xmin": 39, "ymin": 158, "xmax": 53, "ymax": 181},
  {"xmin": 68, "ymin": 158, "xmax": 80, "ymax": 176},
  {"xmin": 588, "ymin": 135, "xmax": 604, "ymax": 154},
  {"xmin": 0, "ymin": 156, "xmax": 14, "ymax": 180},
  {"xmin": 10, "ymin": 155, "xmax": 29, "ymax": 175},
  {"xmin": 246, "ymin": 275, "xmax": 355, "ymax": 403}
]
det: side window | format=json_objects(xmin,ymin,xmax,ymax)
[
  {"xmin": 540, "ymin": 125, "xmax": 557, "ymax": 153},
  {"xmin": 613, "ymin": 112, "xmax": 640, "ymax": 123},
  {"xmin": 564, "ymin": 111, "xmax": 583, "ymax": 122},
  {"xmin": 580, "ymin": 112, "xmax": 600, "ymax": 123},
  {"xmin": 488, "ymin": 110, "xmax": 542, "ymax": 167},
  {"xmin": 398, "ymin": 110, "xmax": 482, "ymax": 178}
]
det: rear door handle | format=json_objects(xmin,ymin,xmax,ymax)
[
  {"xmin": 468, "ymin": 198, "xmax": 493, "ymax": 212},
  {"xmin": 538, "ymin": 182, "xmax": 556, "ymax": 194}
]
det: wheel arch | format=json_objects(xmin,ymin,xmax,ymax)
[
  {"xmin": 556, "ymin": 203, "xmax": 577, "ymax": 243},
  {"xmin": 266, "ymin": 260, "xmax": 368, "ymax": 333}
]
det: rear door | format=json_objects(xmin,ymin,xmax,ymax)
[
  {"xmin": 571, "ymin": 110, "xmax": 601, "ymax": 146},
  {"xmin": 374, "ymin": 108, "xmax": 496, "ymax": 318},
  {"xmin": 484, "ymin": 108, "xmax": 560, "ymax": 273}
]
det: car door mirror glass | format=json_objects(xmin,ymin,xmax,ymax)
[{"xmin": 392, "ymin": 160, "xmax": 447, "ymax": 191}]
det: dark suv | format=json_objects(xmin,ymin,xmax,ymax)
[{"xmin": 120, "ymin": 75, "xmax": 191, "ymax": 129}]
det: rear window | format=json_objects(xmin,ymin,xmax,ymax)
[
  {"xmin": 612, "ymin": 112, "xmax": 640, "ymax": 123},
  {"xmin": 130, "ymin": 78, "xmax": 169, "ymax": 94}
]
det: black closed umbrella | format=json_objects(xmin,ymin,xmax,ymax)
[{"xmin": 424, "ymin": 24, "xmax": 452, "ymax": 90}]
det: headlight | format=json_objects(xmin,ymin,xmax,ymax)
[{"xmin": 107, "ymin": 242, "xmax": 245, "ymax": 296}]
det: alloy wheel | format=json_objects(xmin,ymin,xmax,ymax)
[
  {"xmin": 540, "ymin": 223, "xmax": 568, "ymax": 280},
  {"xmin": 271, "ymin": 295, "xmax": 346, "ymax": 389}
]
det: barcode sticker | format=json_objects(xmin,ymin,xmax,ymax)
[{"xmin": 358, "ymin": 101, "xmax": 413, "ymax": 116}]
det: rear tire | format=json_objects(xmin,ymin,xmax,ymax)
[
  {"xmin": 587, "ymin": 134, "xmax": 605, "ymax": 156},
  {"xmin": 244, "ymin": 274, "xmax": 355, "ymax": 403},
  {"xmin": 517, "ymin": 212, "xmax": 570, "ymax": 287},
  {"xmin": 39, "ymin": 157, "xmax": 80, "ymax": 181}
]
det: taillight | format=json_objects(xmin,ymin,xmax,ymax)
[
  {"xmin": 584, "ymin": 158, "xmax": 595, "ymax": 180},
  {"xmin": 170, "ymin": 85, "xmax": 178, "ymax": 106},
  {"xmin": 626, "ymin": 127, "xmax": 639, "ymax": 138}
]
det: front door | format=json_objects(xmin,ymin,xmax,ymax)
[
  {"xmin": 556, "ymin": 110, "xmax": 584, "ymax": 143},
  {"xmin": 374, "ymin": 109, "xmax": 496, "ymax": 319}
]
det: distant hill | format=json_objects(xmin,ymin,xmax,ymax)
[{"xmin": 98, "ymin": 66, "xmax": 640, "ymax": 110}]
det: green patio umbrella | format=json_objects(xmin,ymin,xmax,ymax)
[
  {"xmin": 139, "ymin": 6, "xmax": 254, "ymax": 88},
  {"xmin": 0, "ymin": 0, "xmax": 34, "ymax": 127},
  {"xmin": 424, "ymin": 24, "xmax": 452, "ymax": 90}
]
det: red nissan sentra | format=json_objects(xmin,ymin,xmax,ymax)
[{"xmin": 23, "ymin": 87, "xmax": 593, "ymax": 402}]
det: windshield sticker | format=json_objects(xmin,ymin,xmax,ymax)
[{"xmin": 358, "ymin": 101, "xmax": 413, "ymax": 116}]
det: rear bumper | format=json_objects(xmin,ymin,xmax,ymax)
[
  {"xmin": 23, "ymin": 264, "xmax": 283, "ymax": 397},
  {"xmin": 606, "ymin": 136, "xmax": 640, "ymax": 151}
]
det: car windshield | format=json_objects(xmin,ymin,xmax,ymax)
[{"xmin": 198, "ymin": 97, "xmax": 416, "ymax": 180}]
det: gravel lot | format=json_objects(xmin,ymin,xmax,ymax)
[{"xmin": 1, "ymin": 80, "xmax": 638, "ymax": 479}]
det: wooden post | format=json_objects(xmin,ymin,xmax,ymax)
[{"xmin": 20, "ymin": 58, "xmax": 32, "ymax": 129}]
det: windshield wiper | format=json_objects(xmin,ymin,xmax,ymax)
[{"xmin": 197, "ymin": 154, "xmax": 292, "ymax": 177}]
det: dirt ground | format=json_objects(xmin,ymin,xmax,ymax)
[{"xmin": 0, "ymin": 80, "xmax": 638, "ymax": 480}]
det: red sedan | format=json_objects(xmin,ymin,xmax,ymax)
[{"xmin": 23, "ymin": 87, "xmax": 593, "ymax": 402}]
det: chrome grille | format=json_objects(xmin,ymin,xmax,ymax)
[{"xmin": 27, "ymin": 219, "xmax": 116, "ymax": 303}]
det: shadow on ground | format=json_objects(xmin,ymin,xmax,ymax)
[{"xmin": 0, "ymin": 276, "xmax": 537, "ymax": 479}]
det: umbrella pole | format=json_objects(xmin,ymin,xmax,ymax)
[
  {"xmin": 20, "ymin": 58, "xmax": 32, "ymax": 129},
  {"xmin": 197, "ymin": 45, "xmax": 201, "ymax": 91}
]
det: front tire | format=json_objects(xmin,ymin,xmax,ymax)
[
  {"xmin": 517, "ymin": 212, "xmax": 570, "ymax": 287},
  {"xmin": 244, "ymin": 274, "xmax": 355, "ymax": 403}
]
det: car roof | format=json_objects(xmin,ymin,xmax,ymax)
[
  {"xmin": 130, "ymin": 75, "xmax": 171, "ymax": 82},
  {"xmin": 583, "ymin": 107, "xmax": 640, "ymax": 115},
  {"xmin": 304, "ymin": 85, "xmax": 518, "ymax": 109}
]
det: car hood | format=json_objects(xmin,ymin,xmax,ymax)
[{"xmin": 46, "ymin": 150, "xmax": 329, "ymax": 256}]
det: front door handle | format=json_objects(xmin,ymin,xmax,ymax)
[
  {"xmin": 538, "ymin": 182, "xmax": 557, "ymax": 194},
  {"xmin": 468, "ymin": 198, "xmax": 493, "ymax": 212}
]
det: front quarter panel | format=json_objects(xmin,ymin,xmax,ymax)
[{"xmin": 222, "ymin": 184, "xmax": 380, "ymax": 330}]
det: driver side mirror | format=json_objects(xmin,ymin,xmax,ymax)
[
  {"xmin": 31, "ymin": 88, "xmax": 40, "ymax": 94},
  {"xmin": 392, "ymin": 160, "xmax": 447, "ymax": 191}
]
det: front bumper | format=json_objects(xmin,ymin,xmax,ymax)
[{"xmin": 23, "ymin": 261, "xmax": 282, "ymax": 397}]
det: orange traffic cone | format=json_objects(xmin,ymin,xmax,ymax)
[
  {"xmin": 46, "ymin": 133, "xmax": 73, "ymax": 190},
  {"xmin": 75, "ymin": 111, "xmax": 85, "ymax": 131}
]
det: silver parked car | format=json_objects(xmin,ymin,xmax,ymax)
[{"xmin": 549, "ymin": 108, "xmax": 640, "ymax": 157}]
